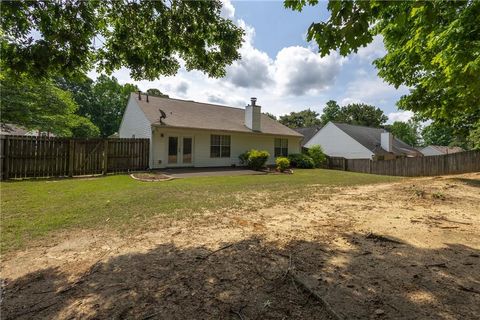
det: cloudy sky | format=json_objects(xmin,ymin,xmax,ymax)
[{"xmin": 89, "ymin": 0, "xmax": 412, "ymax": 123}]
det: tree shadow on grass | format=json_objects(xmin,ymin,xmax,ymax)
[
  {"xmin": 449, "ymin": 177, "xmax": 480, "ymax": 188},
  {"xmin": 1, "ymin": 235, "xmax": 479, "ymax": 319}
]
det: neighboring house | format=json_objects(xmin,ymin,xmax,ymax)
[
  {"xmin": 420, "ymin": 145, "xmax": 464, "ymax": 156},
  {"xmin": 0, "ymin": 123, "xmax": 55, "ymax": 137},
  {"xmin": 294, "ymin": 126, "xmax": 322, "ymax": 147},
  {"xmin": 303, "ymin": 121, "xmax": 421, "ymax": 160},
  {"xmin": 119, "ymin": 93, "xmax": 302, "ymax": 168}
]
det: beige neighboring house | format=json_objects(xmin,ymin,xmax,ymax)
[
  {"xmin": 420, "ymin": 145, "xmax": 464, "ymax": 156},
  {"xmin": 118, "ymin": 92, "xmax": 302, "ymax": 169},
  {"xmin": 0, "ymin": 123, "xmax": 55, "ymax": 137}
]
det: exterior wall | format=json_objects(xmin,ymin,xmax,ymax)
[
  {"xmin": 118, "ymin": 97, "xmax": 153, "ymax": 166},
  {"xmin": 420, "ymin": 146, "xmax": 443, "ymax": 156},
  {"xmin": 304, "ymin": 122, "xmax": 374, "ymax": 159},
  {"xmin": 150, "ymin": 126, "xmax": 301, "ymax": 168}
]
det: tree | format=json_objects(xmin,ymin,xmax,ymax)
[
  {"xmin": 146, "ymin": 89, "xmax": 169, "ymax": 98},
  {"xmin": 319, "ymin": 100, "xmax": 387, "ymax": 127},
  {"xmin": 341, "ymin": 103, "xmax": 388, "ymax": 127},
  {"xmin": 0, "ymin": 74, "xmax": 97, "ymax": 137},
  {"xmin": 279, "ymin": 109, "xmax": 321, "ymax": 128},
  {"xmin": 1, "ymin": 0, "xmax": 244, "ymax": 80},
  {"xmin": 421, "ymin": 121, "xmax": 462, "ymax": 147},
  {"xmin": 56, "ymin": 75, "xmax": 139, "ymax": 137},
  {"xmin": 285, "ymin": 1, "xmax": 480, "ymax": 129},
  {"xmin": 467, "ymin": 121, "xmax": 480, "ymax": 150},
  {"xmin": 386, "ymin": 121, "xmax": 420, "ymax": 146},
  {"xmin": 320, "ymin": 100, "xmax": 345, "ymax": 125}
]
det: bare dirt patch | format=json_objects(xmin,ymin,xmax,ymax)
[{"xmin": 2, "ymin": 173, "xmax": 479, "ymax": 319}]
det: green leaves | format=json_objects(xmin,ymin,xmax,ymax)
[
  {"xmin": 1, "ymin": 0, "xmax": 244, "ymax": 80},
  {"xmin": 287, "ymin": 0, "xmax": 480, "ymax": 138},
  {"xmin": 320, "ymin": 100, "xmax": 388, "ymax": 127}
]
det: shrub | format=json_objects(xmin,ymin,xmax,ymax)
[
  {"xmin": 275, "ymin": 157, "xmax": 290, "ymax": 172},
  {"xmin": 288, "ymin": 153, "xmax": 315, "ymax": 169},
  {"xmin": 239, "ymin": 149, "xmax": 270, "ymax": 170},
  {"xmin": 307, "ymin": 145, "xmax": 327, "ymax": 168}
]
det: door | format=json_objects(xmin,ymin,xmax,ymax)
[{"xmin": 168, "ymin": 136, "xmax": 193, "ymax": 166}]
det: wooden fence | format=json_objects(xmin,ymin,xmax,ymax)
[
  {"xmin": 0, "ymin": 135, "xmax": 149, "ymax": 180},
  {"xmin": 327, "ymin": 150, "xmax": 480, "ymax": 177}
]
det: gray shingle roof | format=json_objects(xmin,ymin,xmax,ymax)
[
  {"xmin": 427, "ymin": 145, "xmax": 464, "ymax": 154},
  {"xmin": 333, "ymin": 122, "xmax": 421, "ymax": 156},
  {"xmin": 294, "ymin": 126, "xmax": 322, "ymax": 146},
  {"xmin": 134, "ymin": 94, "xmax": 302, "ymax": 137}
]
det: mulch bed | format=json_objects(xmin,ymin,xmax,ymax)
[{"xmin": 130, "ymin": 172, "xmax": 174, "ymax": 182}]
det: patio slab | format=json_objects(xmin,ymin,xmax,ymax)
[{"xmin": 158, "ymin": 167, "xmax": 266, "ymax": 178}]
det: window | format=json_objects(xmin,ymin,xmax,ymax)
[
  {"xmin": 210, "ymin": 135, "xmax": 231, "ymax": 158},
  {"xmin": 274, "ymin": 138, "xmax": 288, "ymax": 157}
]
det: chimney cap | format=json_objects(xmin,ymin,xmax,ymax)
[{"xmin": 250, "ymin": 97, "xmax": 257, "ymax": 106}]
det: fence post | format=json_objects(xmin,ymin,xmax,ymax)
[
  {"xmin": 4, "ymin": 136, "xmax": 10, "ymax": 180},
  {"xmin": 68, "ymin": 139, "xmax": 74, "ymax": 177},
  {"xmin": 103, "ymin": 139, "xmax": 108, "ymax": 175}
]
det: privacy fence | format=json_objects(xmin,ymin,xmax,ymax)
[
  {"xmin": 327, "ymin": 150, "xmax": 480, "ymax": 177},
  {"xmin": 0, "ymin": 135, "xmax": 149, "ymax": 180}
]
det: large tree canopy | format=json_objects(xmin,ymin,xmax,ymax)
[
  {"xmin": 1, "ymin": 0, "xmax": 244, "ymax": 80},
  {"xmin": 57, "ymin": 75, "xmax": 139, "ymax": 137},
  {"xmin": 279, "ymin": 109, "xmax": 322, "ymax": 128},
  {"xmin": 320, "ymin": 100, "xmax": 388, "ymax": 127},
  {"xmin": 285, "ymin": 1, "xmax": 480, "ymax": 125},
  {"xmin": 0, "ymin": 74, "xmax": 98, "ymax": 137}
]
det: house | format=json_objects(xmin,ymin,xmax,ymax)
[
  {"xmin": 119, "ymin": 92, "xmax": 302, "ymax": 168},
  {"xmin": 0, "ymin": 123, "xmax": 55, "ymax": 137},
  {"xmin": 302, "ymin": 121, "xmax": 421, "ymax": 160},
  {"xmin": 420, "ymin": 145, "xmax": 464, "ymax": 156},
  {"xmin": 294, "ymin": 126, "xmax": 322, "ymax": 147}
]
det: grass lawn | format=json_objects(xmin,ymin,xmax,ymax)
[{"xmin": 0, "ymin": 169, "xmax": 401, "ymax": 254}]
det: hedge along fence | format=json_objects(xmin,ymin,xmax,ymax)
[
  {"xmin": 326, "ymin": 150, "xmax": 480, "ymax": 177},
  {"xmin": 0, "ymin": 135, "xmax": 149, "ymax": 180}
]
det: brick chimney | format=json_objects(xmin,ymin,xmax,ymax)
[{"xmin": 245, "ymin": 97, "xmax": 261, "ymax": 131}]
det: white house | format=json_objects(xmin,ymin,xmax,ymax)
[
  {"xmin": 420, "ymin": 145, "xmax": 464, "ymax": 156},
  {"xmin": 301, "ymin": 121, "xmax": 421, "ymax": 160},
  {"xmin": 119, "ymin": 93, "xmax": 302, "ymax": 168}
]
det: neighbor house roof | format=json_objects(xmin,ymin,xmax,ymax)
[
  {"xmin": 0, "ymin": 123, "xmax": 30, "ymax": 135},
  {"xmin": 294, "ymin": 126, "xmax": 322, "ymax": 146},
  {"xmin": 424, "ymin": 145, "xmax": 464, "ymax": 154},
  {"xmin": 332, "ymin": 122, "xmax": 421, "ymax": 157},
  {"xmin": 133, "ymin": 93, "xmax": 302, "ymax": 137}
]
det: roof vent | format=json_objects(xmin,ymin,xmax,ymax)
[{"xmin": 251, "ymin": 97, "xmax": 257, "ymax": 106}]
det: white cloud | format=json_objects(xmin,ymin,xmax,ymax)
[
  {"xmin": 356, "ymin": 35, "xmax": 386, "ymax": 61},
  {"xmin": 340, "ymin": 77, "xmax": 408, "ymax": 106},
  {"xmin": 387, "ymin": 111, "xmax": 414, "ymax": 124},
  {"xmin": 274, "ymin": 46, "xmax": 344, "ymax": 96},
  {"xmin": 220, "ymin": 0, "xmax": 235, "ymax": 19}
]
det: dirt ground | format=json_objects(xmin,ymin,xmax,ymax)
[{"xmin": 1, "ymin": 173, "xmax": 479, "ymax": 319}]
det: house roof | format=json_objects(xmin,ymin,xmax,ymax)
[
  {"xmin": 133, "ymin": 93, "xmax": 302, "ymax": 137},
  {"xmin": 424, "ymin": 145, "xmax": 464, "ymax": 154},
  {"xmin": 332, "ymin": 122, "xmax": 421, "ymax": 157},
  {"xmin": 293, "ymin": 126, "xmax": 322, "ymax": 146},
  {"xmin": 0, "ymin": 123, "xmax": 30, "ymax": 135}
]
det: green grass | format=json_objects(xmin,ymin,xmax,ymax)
[{"xmin": 0, "ymin": 169, "xmax": 400, "ymax": 254}]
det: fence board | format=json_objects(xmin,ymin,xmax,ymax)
[
  {"xmin": 0, "ymin": 135, "xmax": 149, "ymax": 180},
  {"xmin": 327, "ymin": 150, "xmax": 480, "ymax": 177}
]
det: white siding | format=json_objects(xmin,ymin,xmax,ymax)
[
  {"xmin": 304, "ymin": 122, "xmax": 374, "ymax": 159},
  {"xmin": 150, "ymin": 127, "xmax": 301, "ymax": 168},
  {"xmin": 118, "ymin": 96, "xmax": 153, "ymax": 166},
  {"xmin": 420, "ymin": 146, "xmax": 443, "ymax": 156}
]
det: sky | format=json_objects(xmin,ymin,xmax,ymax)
[{"xmin": 88, "ymin": 0, "xmax": 413, "ymax": 124}]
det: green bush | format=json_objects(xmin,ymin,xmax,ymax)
[
  {"xmin": 239, "ymin": 149, "xmax": 270, "ymax": 170},
  {"xmin": 307, "ymin": 145, "xmax": 327, "ymax": 168},
  {"xmin": 275, "ymin": 157, "xmax": 290, "ymax": 172},
  {"xmin": 288, "ymin": 153, "xmax": 315, "ymax": 169}
]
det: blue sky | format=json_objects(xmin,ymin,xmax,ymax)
[{"xmin": 90, "ymin": 0, "xmax": 412, "ymax": 123}]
